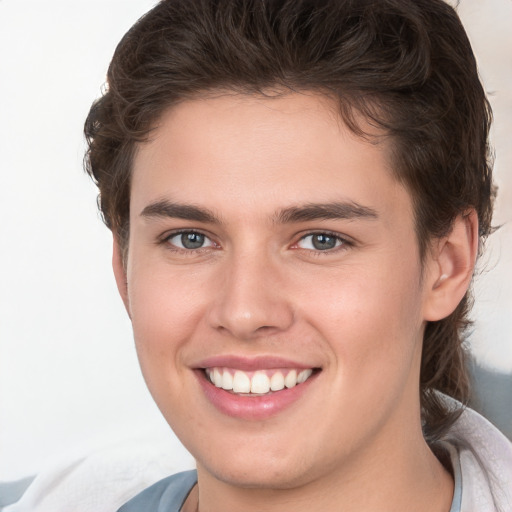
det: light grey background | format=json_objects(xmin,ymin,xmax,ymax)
[{"xmin": 1, "ymin": 0, "xmax": 511, "ymax": 479}]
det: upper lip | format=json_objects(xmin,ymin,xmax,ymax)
[{"xmin": 195, "ymin": 355, "xmax": 319, "ymax": 372}]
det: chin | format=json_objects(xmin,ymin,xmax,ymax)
[
  {"xmin": 200, "ymin": 460, "xmax": 310, "ymax": 490},
  {"xmin": 194, "ymin": 439, "xmax": 329, "ymax": 491}
]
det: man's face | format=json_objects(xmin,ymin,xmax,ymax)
[{"xmin": 122, "ymin": 93, "xmax": 435, "ymax": 489}]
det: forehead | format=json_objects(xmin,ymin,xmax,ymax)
[{"xmin": 130, "ymin": 92, "xmax": 410, "ymax": 224}]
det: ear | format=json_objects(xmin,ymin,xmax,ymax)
[
  {"xmin": 112, "ymin": 236, "xmax": 131, "ymax": 317},
  {"xmin": 423, "ymin": 210, "xmax": 479, "ymax": 322}
]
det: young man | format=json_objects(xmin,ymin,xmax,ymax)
[
  {"xmin": 4, "ymin": 0, "xmax": 511, "ymax": 511},
  {"xmin": 86, "ymin": 0, "xmax": 511, "ymax": 510}
]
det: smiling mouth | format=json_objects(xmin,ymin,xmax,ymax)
[{"xmin": 204, "ymin": 367, "xmax": 317, "ymax": 395}]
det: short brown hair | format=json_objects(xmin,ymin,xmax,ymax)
[{"xmin": 84, "ymin": 0, "xmax": 495, "ymax": 442}]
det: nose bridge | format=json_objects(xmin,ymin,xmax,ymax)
[{"xmin": 208, "ymin": 245, "xmax": 294, "ymax": 339}]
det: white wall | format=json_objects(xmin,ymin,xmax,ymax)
[{"xmin": 0, "ymin": 0, "xmax": 511, "ymax": 480}]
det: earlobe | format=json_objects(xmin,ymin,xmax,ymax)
[
  {"xmin": 423, "ymin": 210, "xmax": 479, "ymax": 321},
  {"xmin": 112, "ymin": 236, "xmax": 131, "ymax": 317}
]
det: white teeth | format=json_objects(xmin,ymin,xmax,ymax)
[
  {"xmin": 284, "ymin": 369, "xmax": 297, "ymax": 389},
  {"xmin": 232, "ymin": 371, "xmax": 251, "ymax": 393},
  {"xmin": 251, "ymin": 372, "xmax": 270, "ymax": 394},
  {"xmin": 270, "ymin": 372, "xmax": 285, "ymax": 391},
  {"xmin": 213, "ymin": 368, "xmax": 223, "ymax": 388},
  {"xmin": 297, "ymin": 369, "xmax": 313, "ymax": 384},
  {"xmin": 207, "ymin": 367, "xmax": 314, "ymax": 394},
  {"xmin": 221, "ymin": 370, "xmax": 233, "ymax": 390}
]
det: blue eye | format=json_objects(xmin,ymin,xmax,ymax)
[
  {"xmin": 297, "ymin": 233, "xmax": 345, "ymax": 251},
  {"xmin": 167, "ymin": 231, "xmax": 214, "ymax": 250}
]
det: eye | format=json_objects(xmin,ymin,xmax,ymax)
[
  {"xmin": 296, "ymin": 233, "xmax": 346, "ymax": 251},
  {"xmin": 166, "ymin": 231, "xmax": 215, "ymax": 250}
]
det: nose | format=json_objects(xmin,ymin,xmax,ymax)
[{"xmin": 207, "ymin": 251, "xmax": 294, "ymax": 340}]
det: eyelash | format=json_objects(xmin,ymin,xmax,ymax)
[
  {"xmin": 161, "ymin": 230, "xmax": 218, "ymax": 254},
  {"xmin": 293, "ymin": 231, "xmax": 352, "ymax": 255}
]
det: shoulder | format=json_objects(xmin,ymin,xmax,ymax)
[
  {"xmin": 444, "ymin": 405, "xmax": 512, "ymax": 511},
  {"xmin": 116, "ymin": 470, "xmax": 197, "ymax": 512},
  {"xmin": 1, "ymin": 437, "xmax": 194, "ymax": 512},
  {"xmin": 0, "ymin": 477, "xmax": 35, "ymax": 511}
]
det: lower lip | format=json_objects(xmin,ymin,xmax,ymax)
[{"xmin": 196, "ymin": 370, "xmax": 318, "ymax": 420}]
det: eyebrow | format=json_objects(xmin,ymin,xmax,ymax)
[
  {"xmin": 274, "ymin": 202, "xmax": 378, "ymax": 223},
  {"xmin": 140, "ymin": 199, "xmax": 378, "ymax": 224},
  {"xmin": 140, "ymin": 200, "xmax": 219, "ymax": 223}
]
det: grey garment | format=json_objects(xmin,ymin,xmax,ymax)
[
  {"xmin": 116, "ymin": 461, "xmax": 463, "ymax": 512},
  {"xmin": 468, "ymin": 360, "xmax": 512, "ymax": 440},
  {"xmin": 0, "ymin": 476, "xmax": 35, "ymax": 510},
  {"xmin": 116, "ymin": 470, "xmax": 197, "ymax": 512},
  {"xmin": 443, "ymin": 406, "xmax": 512, "ymax": 512},
  {"xmin": 448, "ymin": 444, "xmax": 463, "ymax": 512}
]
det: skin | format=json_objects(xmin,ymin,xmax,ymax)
[{"xmin": 113, "ymin": 92, "xmax": 478, "ymax": 512}]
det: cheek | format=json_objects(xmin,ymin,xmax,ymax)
[
  {"xmin": 298, "ymin": 258, "xmax": 425, "ymax": 380},
  {"xmin": 127, "ymin": 266, "xmax": 208, "ymax": 366},
  {"xmin": 126, "ymin": 266, "xmax": 214, "ymax": 423}
]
